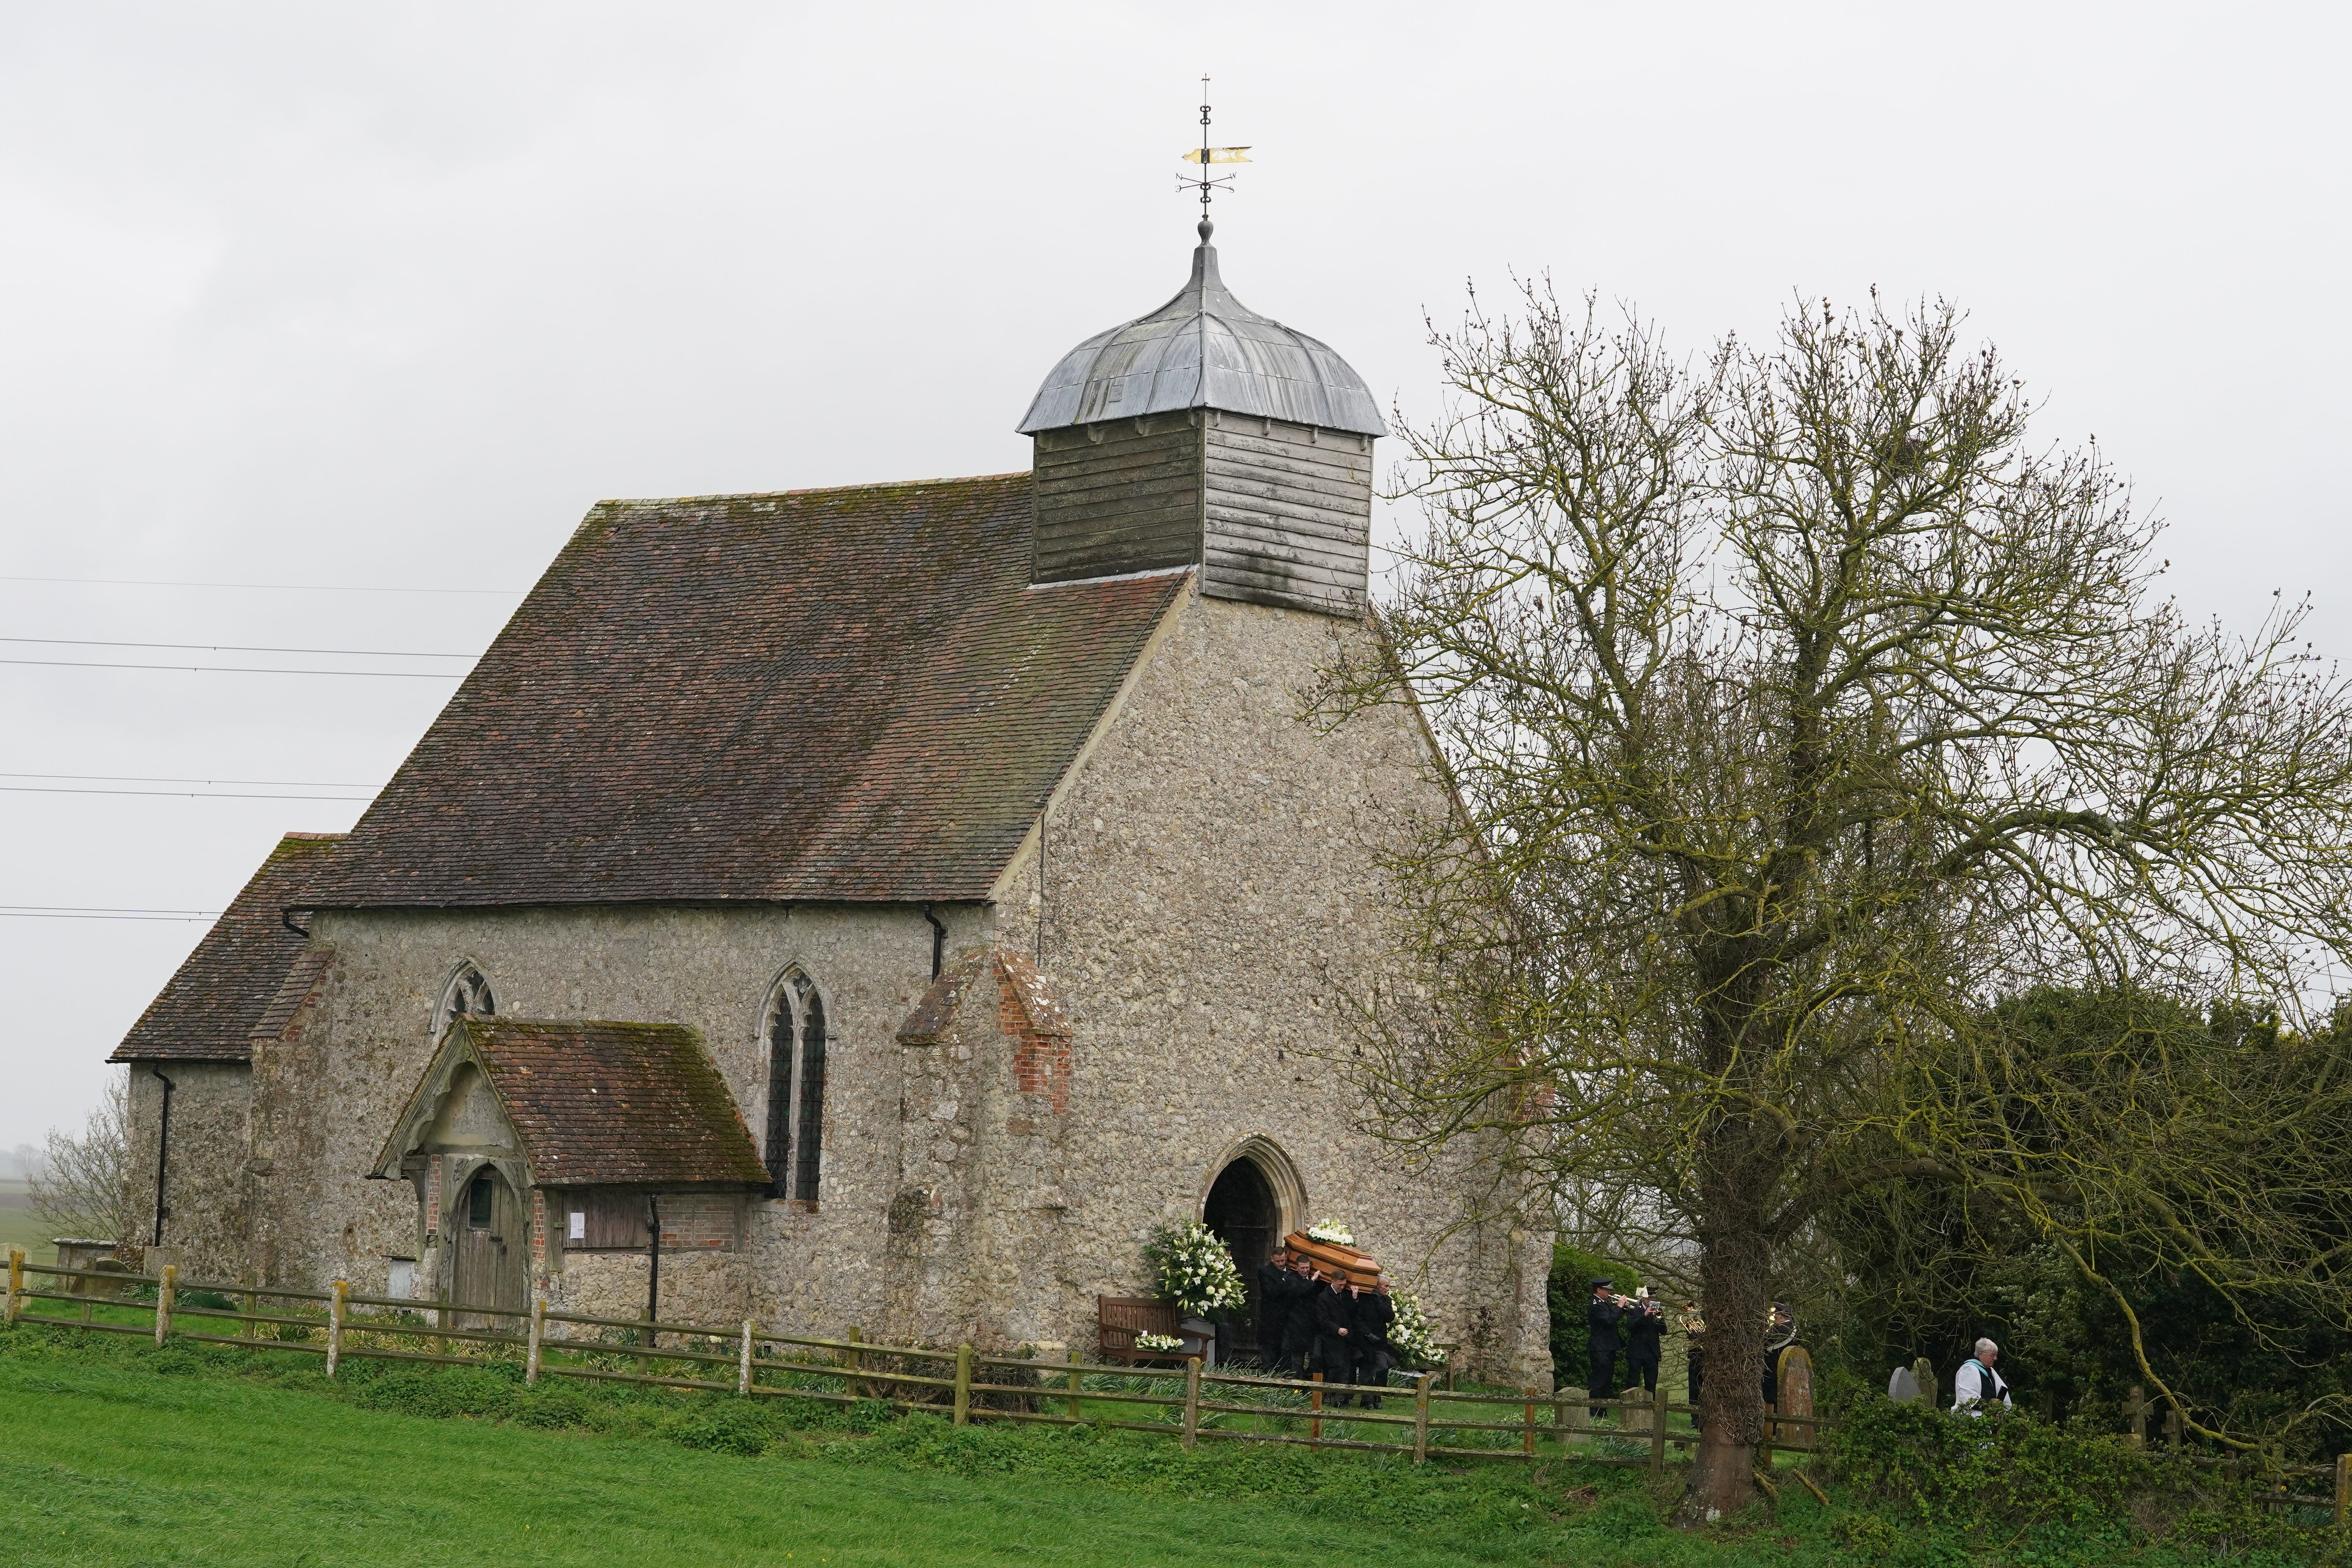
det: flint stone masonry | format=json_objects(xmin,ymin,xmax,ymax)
[
  {"xmin": 102, "ymin": 235, "xmax": 1553, "ymax": 1381},
  {"xmin": 220, "ymin": 578, "xmax": 1547, "ymax": 1383},
  {"xmin": 123, "ymin": 1062, "xmax": 251, "ymax": 1283}
]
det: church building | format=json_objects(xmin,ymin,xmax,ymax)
[{"xmin": 107, "ymin": 221, "xmax": 1555, "ymax": 1385}]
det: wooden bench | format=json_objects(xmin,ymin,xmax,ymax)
[{"xmin": 1096, "ymin": 1296, "xmax": 1207, "ymax": 1365}]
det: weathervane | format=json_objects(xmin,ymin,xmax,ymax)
[{"xmin": 1178, "ymin": 75, "xmax": 1250, "ymax": 234}]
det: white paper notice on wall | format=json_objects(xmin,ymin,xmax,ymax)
[
  {"xmin": 387, "ymin": 1259, "xmax": 416, "ymax": 1300},
  {"xmin": 568, "ymin": 1210, "xmax": 586, "ymax": 1242}
]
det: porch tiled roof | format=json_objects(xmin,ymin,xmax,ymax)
[{"xmin": 458, "ymin": 1018, "xmax": 768, "ymax": 1188}]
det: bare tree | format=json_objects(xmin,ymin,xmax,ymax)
[
  {"xmin": 1323, "ymin": 286, "xmax": 2352, "ymax": 1520},
  {"xmin": 31, "ymin": 1069, "xmax": 135, "ymax": 1249}
]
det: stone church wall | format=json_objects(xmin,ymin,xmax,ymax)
[
  {"xmin": 985, "ymin": 585, "xmax": 1556, "ymax": 1387},
  {"xmin": 251, "ymin": 900, "xmax": 982, "ymax": 1323},
  {"xmin": 235, "ymin": 582, "xmax": 1550, "ymax": 1385},
  {"xmin": 122, "ymin": 1060, "xmax": 252, "ymax": 1283},
  {"xmin": 551, "ymin": 1250, "xmax": 752, "ymax": 1333}
]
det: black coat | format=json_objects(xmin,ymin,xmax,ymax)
[
  {"xmin": 1586, "ymin": 1295, "xmax": 1623, "ymax": 1351},
  {"xmin": 1310, "ymin": 1283, "xmax": 1356, "ymax": 1339},
  {"xmin": 1624, "ymin": 1300, "xmax": 1665, "ymax": 1363},
  {"xmin": 1351, "ymin": 1289, "xmax": 1396, "ymax": 1352},
  {"xmin": 1255, "ymin": 1260, "xmax": 1298, "ymax": 1343}
]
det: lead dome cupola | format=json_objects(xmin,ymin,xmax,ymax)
[{"xmin": 1018, "ymin": 221, "xmax": 1387, "ymax": 438}]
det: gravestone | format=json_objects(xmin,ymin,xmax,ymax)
[
  {"xmin": 1775, "ymin": 1345, "xmax": 1815, "ymax": 1447},
  {"xmin": 1888, "ymin": 1364, "xmax": 1921, "ymax": 1403}
]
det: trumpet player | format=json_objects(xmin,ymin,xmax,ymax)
[{"xmin": 1587, "ymin": 1278, "xmax": 1624, "ymax": 1414}]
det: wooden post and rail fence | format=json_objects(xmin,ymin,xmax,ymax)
[
  {"xmin": 8, "ymin": 1246, "xmax": 2346, "ymax": 1517},
  {"xmin": 3, "ymin": 1247, "xmax": 1828, "ymax": 1472}
]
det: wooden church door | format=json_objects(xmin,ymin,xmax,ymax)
[{"xmin": 451, "ymin": 1166, "xmax": 528, "ymax": 1327}]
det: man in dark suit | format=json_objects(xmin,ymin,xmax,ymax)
[
  {"xmin": 1255, "ymin": 1249, "xmax": 1305, "ymax": 1374},
  {"xmin": 1624, "ymin": 1287, "xmax": 1666, "ymax": 1396},
  {"xmin": 1350, "ymin": 1282, "xmax": 1397, "ymax": 1409},
  {"xmin": 1310, "ymin": 1273, "xmax": 1359, "ymax": 1406},
  {"xmin": 1587, "ymin": 1279, "xmax": 1624, "ymax": 1416}
]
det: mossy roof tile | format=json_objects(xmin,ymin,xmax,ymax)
[
  {"xmin": 109, "ymin": 833, "xmax": 345, "ymax": 1064},
  {"xmin": 459, "ymin": 1018, "xmax": 768, "ymax": 1188},
  {"xmin": 306, "ymin": 473, "xmax": 1187, "ymax": 907}
]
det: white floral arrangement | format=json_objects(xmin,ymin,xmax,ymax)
[
  {"xmin": 1142, "ymin": 1220, "xmax": 1249, "ymax": 1320},
  {"xmin": 1387, "ymin": 1292, "xmax": 1443, "ymax": 1369},
  {"xmin": 1307, "ymin": 1219, "xmax": 1356, "ymax": 1247},
  {"xmin": 1134, "ymin": 1330, "xmax": 1185, "ymax": 1352}
]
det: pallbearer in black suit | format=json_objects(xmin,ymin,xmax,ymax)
[
  {"xmin": 1255, "ymin": 1248, "xmax": 1307, "ymax": 1373},
  {"xmin": 1350, "ymin": 1281, "xmax": 1397, "ymax": 1409},
  {"xmin": 1310, "ymin": 1272, "xmax": 1359, "ymax": 1406}
]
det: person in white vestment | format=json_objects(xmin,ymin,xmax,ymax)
[{"xmin": 1952, "ymin": 1337, "xmax": 2013, "ymax": 1417}]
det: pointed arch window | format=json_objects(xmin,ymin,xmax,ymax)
[
  {"xmin": 762, "ymin": 971, "xmax": 828, "ymax": 1204},
  {"xmin": 432, "ymin": 964, "xmax": 496, "ymax": 1040}
]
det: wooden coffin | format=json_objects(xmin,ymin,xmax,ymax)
[{"xmin": 1284, "ymin": 1232, "xmax": 1381, "ymax": 1285}]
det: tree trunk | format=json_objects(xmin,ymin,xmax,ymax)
[{"xmin": 1675, "ymin": 1143, "xmax": 1773, "ymax": 1525}]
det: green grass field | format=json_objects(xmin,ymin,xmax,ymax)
[
  {"xmin": 0, "ymin": 1180, "xmax": 51, "ymax": 1258},
  {"xmin": 3, "ymin": 1324, "xmax": 1761, "ymax": 1568}
]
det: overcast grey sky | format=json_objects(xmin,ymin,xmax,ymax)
[{"xmin": 4, "ymin": 1, "xmax": 2347, "ymax": 1151}]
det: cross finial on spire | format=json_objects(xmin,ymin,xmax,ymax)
[{"xmin": 1179, "ymin": 75, "xmax": 1249, "ymax": 241}]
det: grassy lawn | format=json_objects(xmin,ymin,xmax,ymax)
[
  {"xmin": 0, "ymin": 1180, "xmax": 50, "ymax": 1259},
  {"xmin": 2, "ymin": 1330, "xmax": 1709, "ymax": 1568}
]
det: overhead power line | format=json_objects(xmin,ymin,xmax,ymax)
[
  {"xmin": 0, "ymin": 907, "xmax": 222, "ymax": 921},
  {"xmin": 0, "ymin": 772, "xmax": 375, "ymax": 788},
  {"xmin": 0, "ymin": 908, "xmax": 222, "ymax": 922},
  {"xmin": 0, "ymin": 637, "xmax": 476, "ymax": 659},
  {"xmin": 0, "ymin": 574, "xmax": 523, "ymax": 595},
  {"xmin": 0, "ymin": 785, "xmax": 374, "ymax": 800},
  {"xmin": 0, "ymin": 658, "xmax": 463, "ymax": 679}
]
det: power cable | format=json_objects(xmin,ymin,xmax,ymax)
[
  {"xmin": 0, "ymin": 911, "xmax": 221, "ymax": 921},
  {"xmin": 0, "ymin": 907, "xmax": 222, "ymax": 921},
  {"xmin": 0, "ymin": 658, "xmax": 462, "ymax": 679},
  {"xmin": 0, "ymin": 772, "xmax": 375, "ymax": 788},
  {"xmin": 0, "ymin": 574, "xmax": 521, "ymax": 595},
  {"xmin": 0, "ymin": 637, "xmax": 475, "ymax": 659},
  {"xmin": 0, "ymin": 786, "xmax": 373, "ymax": 800}
]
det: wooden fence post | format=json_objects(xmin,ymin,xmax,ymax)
[
  {"xmin": 2334, "ymin": 1452, "xmax": 2349, "ymax": 1529},
  {"xmin": 1414, "ymin": 1371, "xmax": 1434, "ymax": 1464},
  {"xmin": 1522, "ymin": 1386, "xmax": 1537, "ymax": 1456},
  {"xmin": 1651, "ymin": 1390, "xmax": 1668, "ymax": 1479},
  {"xmin": 2128, "ymin": 1386, "xmax": 2147, "ymax": 1449},
  {"xmin": 1067, "ymin": 1347, "xmax": 1082, "ymax": 1423},
  {"xmin": 953, "ymin": 1343, "xmax": 972, "ymax": 1426},
  {"xmin": 1309, "ymin": 1372, "xmax": 1324, "ymax": 1451},
  {"xmin": 154, "ymin": 1264, "xmax": 176, "ymax": 1347},
  {"xmin": 239, "ymin": 1274, "xmax": 256, "ymax": 1342},
  {"xmin": 847, "ymin": 1325, "xmax": 864, "ymax": 1400},
  {"xmin": 5, "ymin": 1247, "xmax": 21, "ymax": 1325},
  {"xmin": 737, "ymin": 1319, "xmax": 753, "ymax": 1396},
  {"xmin": 325, "ymin": 1280, "xmax": 345, "ymax": 1376},
  {"xmin": 526, "ymin": 1298, "xmax": 545, "ymax": 1385},
  {"xmin": 1183, "ymin": 1357, "xmax": 1201, "ymax": 1451}
]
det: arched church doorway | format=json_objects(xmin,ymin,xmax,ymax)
[
  {"xmin": 1201, "ymin": 1139, "xmax": 1303, "ymax": 1361},
  {"xmin": 449, "ymin": 1165, "xmax": 527, "ymax": 1328}
]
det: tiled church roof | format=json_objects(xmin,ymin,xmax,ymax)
[
  {"xmin": 307, "ymin": 474, "xmax": 1187, "ymax": 908},
  {"xmin": 110, "ymin": 832, "xmax": 345, "ymax": 1064},
  {"xmin": 449, "ymin": 1018, "xmax": 768, "ymax": 1189}
]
